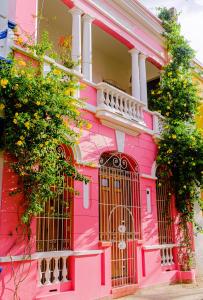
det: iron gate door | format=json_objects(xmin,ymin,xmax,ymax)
[{"xmin": 99, "ymin": 152, "xmax": 141, "ymax": 288}]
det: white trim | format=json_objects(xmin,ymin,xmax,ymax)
[
  {"xmin": 115, "ymin": 130, "xmax": 125, "ymax": 153},
  {"xmin": 85, "ymin": 102, "xmax": 96, "ymax": 113},
  {"xmin": 141, "ymin": 173, "xmax": 157, "ymax": 180},
  {"xmin": 140, "ymin": 174, "xmax": 157, "ymax": 180},
  {"xmin": 83, "ymin": 181, "xmax": 90, "ymax": 209},
  {"xmin": 143, "ymin": 244, "xmax": 177, "ymax": 250},
  {"xmin": 151, "ymin": 161, "xmax": 157, "ymax": 178},
  {"xmin": 0, "ymin": 249, "xmax": 103, "ymax": 263}
]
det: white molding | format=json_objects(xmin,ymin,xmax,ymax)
[
  {"xmin": 72, "ymin": 144, "xmax": 82, "ymax": 163},
  {"xmin": 0, "ymin": 249, "xmax": 103, "ymax": 263},
  {"xmin": 151, "ymin": 161, "xmax": 157, "ymax": 178},
  {"xmin": 143, "ymin": 244, "xmax": 177, "ymax": 250},
  {"xmin": 0, "ymin": 151, "xmax": 3, "ymax": 207},
  {"xmin": 83, "ymin": 181, "xmax": 90, "ymax": 209},
  {"xmin": 141, "ymin": 173, "xmax": 157, "ymax": 180},
  {"xmin": 96, "ymin": 109, "xmax": 151, "ymax": 136},
  {"xmin": 115, "ymin": 130, "xmax": 125, "ymax": 152},
  {"xmin": 85, "ymin": 102, "xmax": 96, "ymax": 113}
]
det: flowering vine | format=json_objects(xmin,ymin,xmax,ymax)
[
  {"xmin": 151, "ymin": 8, "xmax": 203, "ymax": 270},
  {"xmin": 0, "ymin": 32, "xmax": 88, "ymax": 226}
]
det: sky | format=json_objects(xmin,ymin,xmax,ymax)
[{"xmin": 141, "ymin": 0, "xmax": 203, "ymax": 63}]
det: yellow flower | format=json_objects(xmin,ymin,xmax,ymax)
[
  {"xmin": 1, "ymin": 79, "xmax": 8, "ymax": 88},
  {"xmin": 166, "ymin": 112, "xmax": 169, "ymax": 116},
  {"xmin": 64, "ymin": 88, "xmax": 75, "ymax": 95},
  {"xmin": 18, "ymin": 60, "xmax": 26, "ymax": 66},
  {"xmin": 0, "ymin": 103, "xmax": 5, "ymax": 110},
  {"xmin": 16, "ymin": 37, "xmax": 23, "ymax": 45},
  {"xmin": 86, "ymin": 123, "xmax": 92, "ymax": 129},
  {"xmin": 39, "ymin": 144, "xmax": 43, "ymax": 148},
  {"xmin": 167, "ymin": 106, "xmax": 170, "ymax": 109},
  {"xmin": 45, "ymin": 141, "xmax": 49, "ymax": 145},
  {"xmin": 15, "ymin": 112, "xmax": 19, "ymax": 117},
  {"xmin": 151, "ymin": 91, "xmax": 155, "ymax": 95},
  {"xmin": 53, "ymin": 69, "xmax": 61, "ymax": 75},
  {"xmin": 36, "ymin": 101, "xmax": 41, "ymax": 106},
  {"xmin": 13, "ymin": 118, "xmax": 18, "ymax": 124},
  {"xmin": 172, "ymin": 134, "xmax": 177, "ymax": 139},
  {"xmin": 56, "ymin": 114, "xmax": 61, "ymax": 118},
  {"xmin": 167, "ymin": 149, "xmax": 172, "ymax": 154},
  {"xmin": 24, "ymin": 121, "xmax": 30, "ymax": 129},
  {"xmin": 16, "ymin": 140, "xmax": 23, "ymax": 146},
  {"xmin": 20, "ymin": 136, "xmax": 25, "ymax": 140},
  {"xmin": 168, "ymin": 72, "xmax": 172, "ymax": 76}
]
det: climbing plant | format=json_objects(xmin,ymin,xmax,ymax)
[
  {"xmin": 151, "ymin": 8, "xmax": 203, "ymax": 271},
  {"xmin": 0, "ymin": 32, "xmax": 89, "ymax": 227}
]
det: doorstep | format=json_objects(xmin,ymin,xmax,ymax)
[{"xmin": 111, "ymin": 284, "xmax": 139, "ymax": 299}]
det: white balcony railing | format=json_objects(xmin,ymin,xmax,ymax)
[
  {"xmin": 37, "ymin": 251, "xmax": 70, "ymax": 286},
  {"xmin": 96, "ymin": 82, "xmax": 147, "ymax": 135},
  {"xmin": 97, "ymin": 82, "xmax": 145, "ymax": 123},
  {"xmin": 160, "ymin": 244, "xmax": 175, "ymax": 266},
  {"xmin": 153, "ymin": 112, "xmax": 165, "ymax": 137}
]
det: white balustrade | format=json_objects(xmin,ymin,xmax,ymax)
[
  {"xmin": 97, "ymin": 82, "xmax": 145, "ymax": 124},
  {"xmin": 160, "ymin": 244, "xmax": 175, "ymax": 266},
  {"xmin": 153, "ymin": 112, "xmax": 165, "ymax": 136},
  {"xmin": 38, "ymin": 253, "xmax": 69, "ymax": 286}
]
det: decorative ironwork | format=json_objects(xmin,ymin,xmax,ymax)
[
  {"xmin": 99, "ymin": 152, "xmax": 141, "ymax": 288},
  {"xmin": 99, "ymin": 152, "xmax": 139, "ymax": 173}
]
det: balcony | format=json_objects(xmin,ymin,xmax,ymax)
[{"xmin": 96, "ymin": 82, "xmax": 146, "ymax": 136}]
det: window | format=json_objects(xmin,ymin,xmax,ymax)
[{"xmin": 36, "ymin": 146, "xmax": 74, "ymax": 252}]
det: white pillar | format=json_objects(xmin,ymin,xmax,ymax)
[
  {"xmin": 0, "ymin": 0, "xmax": 8, "ymax": 58},
  {"xmin": 139, "ymin": 53, "xmax": 148, "ymax": 106},
  {"xmin": 70, "ymin": 7, "xmax": 82, "ymax": 72},
  {"xmin": 129, "ymin": 49, "xmax": 140, "ymax": 101},
  {"xmin": 82, "ymin": 14, "xmax": 93, "ymax": 81}
]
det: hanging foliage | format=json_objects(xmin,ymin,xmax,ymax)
[
  {"xmin": 151, "ymin": 8, "xmax": 203, "ymax": 270},
  {"xmin": 0, "ymin": 32, "xmax": 88, "ymax": 226}
]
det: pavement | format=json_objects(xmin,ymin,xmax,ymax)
[{"xmin": 120, "ymin": 281, "xmax": 203, "ymax": 300}]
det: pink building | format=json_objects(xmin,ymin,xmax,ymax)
[{"xmin": 0, "ymin": 1, "xmax": 196, "ymax": 299}]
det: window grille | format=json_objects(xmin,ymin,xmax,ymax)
[
  {"xmin": 156, "ymin": 165, "xmax": 174, "ymax": 245},
  {"xmin": 36, "ymin": 146, "xmax": 73, "ymax": 252}
]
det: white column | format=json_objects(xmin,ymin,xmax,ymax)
[
  {"xmin": 0, "ymin": 0, "xmax": 8, "ymax": 58},
  {"xmin": 70, "ymin": 7, "xmax": 82, "ymax": 72},
  {"xmin": 129, "ymin": 49, "xmax": 140, "ymax": 101},
  {"xmin": 82, "ymin": 14, "xmax": 93, "ymax": 81},
  {"xmin": 139, "ymin": 53, "xmax": 148, "ymax": 106}
]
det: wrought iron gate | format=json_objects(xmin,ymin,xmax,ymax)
[{"xmin": 99, "ymin": 152, "xmax": 141, "ymax": 288}]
